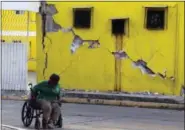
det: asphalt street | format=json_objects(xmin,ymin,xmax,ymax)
[{"xmin": 1, "ymin": 100, "xmax": 184, "ymax": 130}]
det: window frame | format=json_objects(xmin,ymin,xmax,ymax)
[
  {"xmin": 72, "ymin": 7, "xmax": 93, "ymax": 29},
  {"xmin": 144, "ymin": 6, "xmax": 168, "ymax": 30},
  {"xmin": 110, "ymin": 17, "xmax": 129, "ymax": 36}
]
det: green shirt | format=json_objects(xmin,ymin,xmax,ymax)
[{"xmin": 32, "ymin": 81, "xmax": 61, "ymax": 101}]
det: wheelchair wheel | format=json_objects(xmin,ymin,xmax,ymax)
[
  {"xmin": 21, "ymin": 100, "xmax": 34, "ymax": 127},
  {"xmin": 56, "ymin": 114, "xmax": 63, "ymax": 128}
]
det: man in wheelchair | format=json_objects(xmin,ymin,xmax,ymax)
[{"xmin": 31, "ymin": 73, "xmax": 61, "ymax": 129}]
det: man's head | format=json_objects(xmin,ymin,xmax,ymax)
[{"xmin": 48, "ymin": 73, "xmax": 60, "ymax": 86}]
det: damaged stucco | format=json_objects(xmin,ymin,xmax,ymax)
[
  {"xmin": 110, "ymin": 50, "xmax": 175, "ymax": 80},
  {"xmin": 40, "ymin": 3, "xmax": 172, "ymax": 80},
  {"xmin": 37, "ymin": 2, "xmax": 184, "ymax": 95},
  {"xmin": 39, "ymin": 2, "xmax": 102, "ymax": 78},
  {"xmin": 40, "ymin": 3, "xmax": 174, "ymax": 81},
  {"xmin": 39, "ymin": 2, "xmax": 61, "ymax": 79}
]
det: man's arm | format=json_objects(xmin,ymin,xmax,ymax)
[
  {"xmin": 54, "ymin": 84, "xmax": 61, "ymax": 100},
  {"xmin": 32, "ymin": 81, "xmax": 44, "ymax": 95}
]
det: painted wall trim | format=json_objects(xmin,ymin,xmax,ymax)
[{"xmin": 0, "ymin": 31, "xmax": 36, "ymax": 37}]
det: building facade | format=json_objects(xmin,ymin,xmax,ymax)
[
  {"xmin": 1, "ymin": 2, "xmax": 39, "ymax": 72},
  {"xmin": 36, "ymin": 2, "xmax": 184, "ymax": 95}
]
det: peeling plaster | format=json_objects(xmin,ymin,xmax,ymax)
[
  {"xmin": 45, "ymin": 15, "xmax": 62, "ymax": 32},
  {"xmin": 111, "ymin": 50, "xmax": 129, "ymax": 60},
  {"xmin": 88, "ymin": 40, "xmax": 100, "ymax": 49},
  {"xmin": 70, "ymin": 35, "xmax": 84, "ymax": 54},
  {"xmin": 59, "ymin": 27, "xmax": 101, "ymax": 54},
  {"xmin": 110, "ymin": 50, "xmax": 174, "ymax": 80},
  {"xmin": 132, "ymin": 59, "xmax": 156, "ymax": 77},
  {"xmin": 61, "ymin": 27, "xmax": 73, "ymax": 34},
  {"xmin": 45, "ymin": 4, "xmax": 58, "ymax": 15},
  {"xmin": 131, "ymin": 59, "xmax": 174, "ymax": 80},
  {"xmin": 39, "ymin": 2, "xmax": 175, "ymax": 82}
]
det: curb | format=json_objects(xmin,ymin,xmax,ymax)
[
  {"xmin": 62, "ymin": 97, "xmax": 184, "ymax": 110},
  {"xmin": 2, "ymin": 96, "xmax": 184, "ymax": 110},
  {"xmin": 63, "ymin": 91, "xmax": 184, "ymax": 104}
]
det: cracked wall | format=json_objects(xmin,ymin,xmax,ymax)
[
  {"xmin": 37, "ymin": 1, "xmax": 184, "ymax": 95},
  {"xmin": 39, "ymin": 1, "xmax": 61, "ymax": 79}
]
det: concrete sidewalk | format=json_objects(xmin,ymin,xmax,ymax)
[{"xmin": 2, "ymin": 124, "xmax": 27, "ymax": 130}]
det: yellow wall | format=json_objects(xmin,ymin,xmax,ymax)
[
  {"xmin": 36, "ymin": 2, "xmax": 184, "ymax": 95},
  {"xmin": 174, "ymin": 2, "xmax": 184, "ymax": 95},
  {"xmin": 1, "ymin": 10, "xmax": 37, "ymax": 71}
]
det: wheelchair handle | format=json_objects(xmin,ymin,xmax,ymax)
[
  {"xmin": 28, "ymin": 83, "xmax": 34, "ymax": 92},
  {"xmin": 28, "ymin": 83, "xmax": 33, "ymax": 88}
]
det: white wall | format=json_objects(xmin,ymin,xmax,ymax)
[
  {"xmin": 1, "ymin": 1, "xmax": 40, "ymax": 12},
  {"xmin": 1, "ymin": 43, "xmax": 28, "ymax": 91}
]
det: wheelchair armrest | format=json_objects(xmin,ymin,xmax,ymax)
[{"xmin": 30, "ymin": 91, "xmax": 38, "ymax": 100}]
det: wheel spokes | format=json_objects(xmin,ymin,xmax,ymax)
[{"xmin": 22, "ymin": 101, "xmax": 33, "ymax": 126}]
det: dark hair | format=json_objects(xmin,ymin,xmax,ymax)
[{"xmin": 49, "ymin": 73, "xmax": 60, "ymax": 82}]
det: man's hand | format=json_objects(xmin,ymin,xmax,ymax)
[{"xmin": 58, "ymin": 102, "xmax": 62, "ymax": 107}]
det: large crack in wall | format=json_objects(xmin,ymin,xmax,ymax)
[
  {"xmin": 40, "ymin": 2, "xmax": 61, "ymax": 79},
  {"xmin": 40, "ymin": 2, "xmax": 48, "ymax": 79},
  {"xmin": 111, "ymin": 50, "xmax": 174, "ymax": 80}
]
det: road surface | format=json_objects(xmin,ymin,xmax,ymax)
[{"xmin": 2, "ymin": 100, "xmax": 184, "ymax": 130}]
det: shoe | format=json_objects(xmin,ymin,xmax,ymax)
[
  {"xmin": 42, "ymin": 119, "xmax": 48, "ymax": 129},
  {"xmin": 48, "ymin": 120, "xmax": 55, "ymax": 129}
]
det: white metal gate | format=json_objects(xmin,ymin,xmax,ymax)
[{"xmin": 1, "ymin": 43, "xmax": 28, "ymax": 91}]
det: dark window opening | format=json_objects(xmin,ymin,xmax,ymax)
[
  {"xmin": 73, "ymin": 8, "xmax": 91, "ymax": 28},
  {"xmin": 15, "ymin": 10, "xmax": 25, "ymax": 15},
  {"xmin": 146, "ymin": 8, "xmax": 165, "ymax": 29},
  {"xmin": 1, "ymin": 39, "xmax": 5, "ymax": 42},
  {"xmin": 112, "ymin": 19, "xmax": 125, "ymax": 35}
]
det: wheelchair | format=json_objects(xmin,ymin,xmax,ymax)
[{"xmin": 21, "ymin": 83, "xmax": 63, "ymax": 129}]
